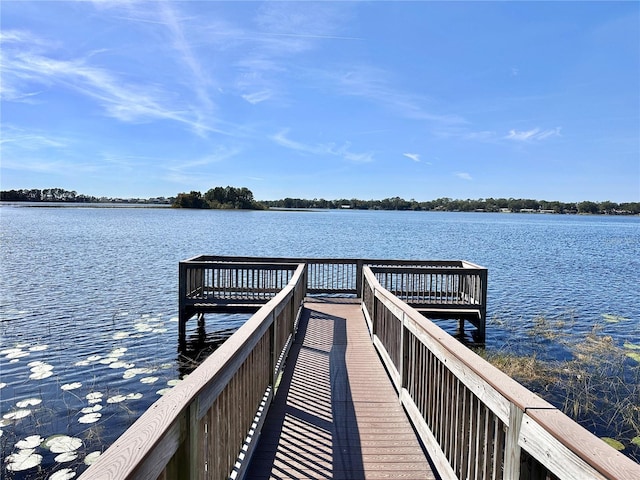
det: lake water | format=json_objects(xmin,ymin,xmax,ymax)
[{"xmin": 1, "ymin": 205, "xmax": 639, "ymax": 477}]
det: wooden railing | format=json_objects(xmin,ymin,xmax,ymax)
[
  {"xmin": 182, "ymin": 255, "xmax": 485, "ymax": 297},
  {"xmin": 371, "ymin": 263, "xmax": 487, "ymax": 340},
  {"xmin": 179, "ymin": 256, "xmax": 487, "ymax": 340},
  {"xmin": 79, "ymin": 264, "xmax": 307, "ymax": 480},
  {"xmin": 362, "ymin": 266, "xmax": 640, "ymax": 480}
]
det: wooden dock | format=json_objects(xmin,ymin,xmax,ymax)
[
  {"xmin": 246, "ymin": 299, "xmax": 437, "ymax": 479},
  {"xmin": 79, "ymin": 257, "xmax": 640, "ymax": 480}
]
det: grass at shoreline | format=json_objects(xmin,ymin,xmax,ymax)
[{"xmin": 477, "ymin": 315, "xmax": 640, "ymax": 462}]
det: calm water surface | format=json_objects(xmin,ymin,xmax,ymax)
[{"xmin": 1, "ymin": 205, "xmax": 639, "ymax": 477}]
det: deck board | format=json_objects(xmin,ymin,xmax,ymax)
[{"xmin": 246, "ymin": 300, "xmax": 438, "ymax": 480}]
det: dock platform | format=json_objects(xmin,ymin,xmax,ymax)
[{"xmin": 246, "ymin": 299, "xmax": 437, "ymax": 479}]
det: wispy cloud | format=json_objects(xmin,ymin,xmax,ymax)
[
  {"xmin": 242, "ymin": 90, "xmax": 272, "ymax": 104},
  {"xmin": 231, "ymin": 3, "xmax": 355, "ymax": 104},
  {"xmin": 464, "ymin": 131, "xmax": 497, "ymax": 141},
  {"xmin": 456, "ymin": 172, "xmax": 473, "ymax": 181},
  {"xmin": 155, "ymin": 1, "xmax": 214, "ymax": 112},
  {"xmin": 0, "ymin": 126, "xmax": 69, "ymax": 149},
  {"xmin": 403, "ymin": 153, "xmax": 421, "ymax": 162},
  {"xmin": 272, "ymin": 129, "xmax": 373, "ymax": 163},
  {"xmin": 325, "ymin": 65, "xmax": 468, "ymax": 126},
  {"xmin": 505, "ymin": 127, "xmax": 561, "ymax": 141},
  {"xmin": 1, "ymin": 29, "xmax": 225, "ymax": 136}
]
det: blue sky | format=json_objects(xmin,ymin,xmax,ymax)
[{"xmin": 1, "ymin": 1, "xmax": 638, "ymax": 202}]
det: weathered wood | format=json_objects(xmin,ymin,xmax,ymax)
[
  {"xmin": 79, "ymin": 264, "xmax": 307, "ymax": 480},
  {"xmin": 245, "ymin": 301, "xmax": 437, "ymax": 480},
  {"xmin": 361, "ymin": 266, "xmax": 640, "ymax": 480},
  {"xmin": 84, "ymin": 256, "xmax": 640, "ymax": 480}
]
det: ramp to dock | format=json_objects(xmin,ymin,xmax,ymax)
[{"xmin": 246, "ymin": 299, "xmax": 437, "ymax": 479}]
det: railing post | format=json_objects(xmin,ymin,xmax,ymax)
[
  {"xmin": 356, "ymin": 259, "xmax": 364, "ymax": 297},
  {"xmin": 400, "ymin": 312, "xmax": 408, "ymax": 398},
  {"xmin": 269, "ymin": 312, "xmax": 277, "ymax": 386},
  {"xmin": 504, "ymin": 403, "xmax": 523, "ymax": 479},
  {"xmin": 179, "ymin": 262, "xmax": 188, "ymax": 349}
]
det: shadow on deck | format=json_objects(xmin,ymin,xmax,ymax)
[{"xmin": 246, "ymin": 300, "xmax": 439, "ymax": 480}]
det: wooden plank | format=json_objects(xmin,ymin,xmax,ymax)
[
  {"xmin": 521, "ymin": 410, "xmax": 640, "ymax": 480},
  {"xmin": 245, "ymin": 302, "xmax": 437, "ymax": 480}
]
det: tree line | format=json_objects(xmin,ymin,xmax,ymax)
[
  {"xmin": 261, "ymin": 197, "xmax": 640, "ymax": 215},
  {"xmin": 2, "ymin": 187, "xmax": 638, "ymax": 215},
  {"xmin": 0, "ymin": 188, "xmax": 171, "ymax": 204}
]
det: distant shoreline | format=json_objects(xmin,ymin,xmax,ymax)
[{"xmin": 2, "ymin": 201, "xmax": 638, "ymax": 216}]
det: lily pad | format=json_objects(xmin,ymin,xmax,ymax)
[
  {"xmin": 5, "ymin": 448, "xmax": 43, "ymax": 471},
  {"xmin": 602, "ymin": 314, "xmax": 629, "ymax": 323},
  {"xmin": 55, "ymin": 451, "xmax": 79, "ymax": 462},
  {"xmin": 81, "ymin": 405, "xmax": 102, "ymax": 414},
  {"xmin": 44, "ymin": 434, "xmax": 83, "ymax": 453},
  {"xmin": 625, "ymin": 352, "xmax": 640, "ymax": 363},
  {"xmin": 86, "ymin": 392, "xmax": 103, "ymax": 403},
  {"xmin": 601, "ymin": 437, "xmax": 625, "ymax": 450},
  {"xmin": 99, "ymin": 357, "xmax": 119, "ymax": 365},
  {"xmin": 49, "ymin": 468, "xmax": 76, "ymax": 480},
  {"xmin": 632, "ymin": 436, "xmax": 640, "ymax": 447},
  {"xmin": 0, "ymin": 382, "xmax": 7, "ymax": 389},
  {"xmin": 106, "ymin": 394, "xmax": 127, "ymax": 403},
  {"xmin": 28, "ymin": 345, "xmax": 48, "ymax": 352},
  {"xmin": 109, "ymin": 361, "xmax": 134, "ymax": 369},
  {"xmin": 623, "ymin": 341, "xmax": 640, "ymax": 350},
  {"xmin": 84, "ymin": 451, "xmax": 102, "ymax": 465},
  {"xmin": 126, "ymin": 393, "xmax": 143, "ymax": 400},
  {"xmin": 16, "ymin": 398, "xmax": 42, "ymax": 408},
  {"xmin": 61, "ymin": 382, "xmax": 82, "ymax": 391},
  {"xmin": 3, "ymin": 409, "xmax": 32, "ymax": 420},
  {"xmin": 156, "ymin": 388, "xmax": 171, "ymax": 396},
  {"xmin": 6, "ymin": 350, "xmax": 29, "ymax": 359},
  {"xmin": 29, "ymin": 363, "xmax": 54, "ymax": 380},
  {"xmin": 78, "ymin": 412, "xmax": 102, "ymax": 424},
  {"xmin": 140, "ymin": 376, "xmax": 159, "ymax": 384},
  {"xmin": 15, "ymin": 435, "xmax": 43, "ymax": 449}
]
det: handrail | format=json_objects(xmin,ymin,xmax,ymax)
[
  {"xmin": 361, "ymin": 266, "xmax": 640, "ymax": 480},
  {"xmin": 79, "ymin": 264, "xmax": 307, "ymax": 480},
  {"xmin": 181, "ymin": 254, "xmax": 484, "ymax": 298}
]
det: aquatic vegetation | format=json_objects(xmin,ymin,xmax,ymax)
[
  {"xmin": 80, "ymin": 405, "xmax": 102, "ymax": 414},
  {"xmin": 15, "ymin": 435, "xmax": 43, "ymax": 449},
  {"xmin": 85, "ymin": 392, "xmax": 103, "ymax": 404},
  {"xmin": 0, "ymin": 311, "xmax": 184, "ymax": 478},
  {"xmin": 84, "ymin": 451, "xmax": 101, "ymax": 465},
  {"xmin": 3, "ymin": 409, "xmax": 32, "ymax": 420},
  {"xmin": 29, "ymin": 362, "xmax": 54, "ymax": 380},
  {"xmin": 602, "ymin": 437, "xmax": 625, "ymax": 450},
  {"xmin": 49, "ymin": 468, "xmax": 76, "ymax": 479},
  {"xmin": 44, "ymin": 435, "xmax": 83, "ymax": 454},
  {"xmin": 61, "ymin": 382, "xmax": 82, "ymax": 391},
  {"xmin": 29, "ymin": 344, "xmax": 49, "ymax": 351},
  {"xmin": 55, "ymin": 451, "xmax": 79, "ymax": 462},
  {"xmin": 480, "ymin": 314, "xmax": 640, "ymax": 462},
  {"xmin": 78, "ymin": 413, "xmax": 102, "ymax": 424},
  {"xmin": 16, "ymin": 398, "xmax": 42, "ymax": 408},
  {"xmin": 602, "ymin": 313, "xmax": 630, "ymax": 323},
  {"xmin": 5, "ymin": 448, "xmax": 43, "ymax": 471}
]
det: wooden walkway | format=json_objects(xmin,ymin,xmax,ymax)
[{"xmin": 246, "ymin": 299, "xmax": 438, "ymax": 479}]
